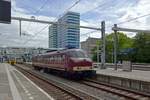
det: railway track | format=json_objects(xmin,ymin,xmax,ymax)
[
  {"xmin": 81, "ymin": 79, "xmax": 150, "ymax": 100},
  {"xmin": 14, "ymin": 64, "xmax": 99, "ymax": 100},
  {"xmin": 14, "ymin": 63, "xmax": 150, "ymax": 100}
]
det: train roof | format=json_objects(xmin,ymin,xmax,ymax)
[{"xmin": 33, "ymin": 49, "xmax": 84, "ymax": 57}]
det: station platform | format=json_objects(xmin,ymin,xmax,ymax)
[
  {"xmin": 0, "ymin": 63, "xmax": 54, "ymax": 100},
  {"xmin": 96, "ymin": 68, "xmax": 150, "ymax": 82},
  {"xmin": 95, "ymin": 68, "xmax": 150, "ymax": 93}
]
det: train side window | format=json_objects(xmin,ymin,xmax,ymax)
[
  {"xmin": 46, "ymin": 57, "xmax": 47, "ymax": 63},
  {"xmin": 59, "ymin": 55, "xmax": 61, "ymax": 62},
  {"xmin": 49, "ymin": 56, "xmax": 51, "ymax": 62},
  {"xmin": 53, "ymin": 56, "xmax": 55, "ymax": 61},
  {"xmin": 52, "ymin": 56, "xmax": 54, "ymax": 61},
  {"xmin": 58, "ymin": 55, "xmax": 60, "ymax": 62},
  {"xmin": 50, "ymin": 56, "xmax": 52, "ymax": 61},
  {"xmin": 56, "ymin": 56, "xmax": 58, "ymax": 62},
  {"xmin": 62, "ymin": 55, "xmax": 65, "ymax": 61},
  {"xmin": 47, "ymin": 57, "xmax": 48, "ymax": 62},
  {"xmin": 54, "ymin": 56, "xmax": 56, "ymax": 62},
  {"xmin": 55, "ymin": 56, "xmax": 57, "ymax": 62},
  {"xmin": 51, "ymin": 56, "xmax": 53, "ymax": 61},
  {"xmin": 57, "ymin": 55, "xmax": 59, "ymax": 62},
  {"xmin": 60, "ymin": 55, "xmax": 62, "ymax": 62},
  {"xmin": 49, "ymin": 57, "xmax": 51, "ymax": 62}
]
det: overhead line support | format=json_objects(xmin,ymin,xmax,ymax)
[{"xmin": 11, "ymin": 17, "xmax": 101, "ymax": 30}]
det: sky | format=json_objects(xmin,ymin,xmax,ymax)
[{"xmin": 0, "ymin": 0, "xmax": 150, "ymax": 48}]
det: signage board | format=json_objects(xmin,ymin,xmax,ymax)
[{"xmin": 0, "ymin": 0, "xmax": 11, "ymax": 24}]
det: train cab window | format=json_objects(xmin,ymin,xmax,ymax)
[{"xmin": 67, "ymin": 51, "xmax": 88, "ymax": 58}]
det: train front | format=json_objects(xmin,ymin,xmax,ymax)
[{"xmin": 67, "ymin": 49, "xmax": 96, "ymax": 77}]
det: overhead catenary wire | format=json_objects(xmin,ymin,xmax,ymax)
[
  {"xmin": 33, "ymin": 0, "xmax": 49, "ymax": 15},
  {"xmin": 80, "ymin": 0, "xmax": 132, "ymax": 30},
  {"xmin": 35, "ymin": 0, "xmax": 82, "ymax": 46},
  {"xmin": 80, "ymin": 0, "xmax": 127, "ymax": 24},
  {"xmin": 23, "ymin": 24, "xmax": 49, "ymax": 45},
  {"xmin": 81, "ymin": 0, "xmax": 113, "ymax": 16},
  {"xmin": 117, "ymin": 13, "xmax": 150, "ymax": 25},
  {"xmin": 80, "ymin": 30, "xmax": 98, "ymax": 37},
  {"xmin": 23, "ymin": 0, "xmax": 81, "ymax": 46},
  {"xmin": 53, "ymin": 0, "xmax": 82, "ymax": 22},
  {"xmin": 104, "ymin": 12, "xmax": 150, "ymax": 30},
  {"xmin": 36, "ymin": 0, "xmax": 82, "ymax": 47},
  {"xmin": 83, "ymin": 12, "xmax": 150, "ymax": 37},
  {"xmin": 61, "ymin": 0, "xmax": 81, "ymax": 16},
  {"xmin": 13, "ymin": 0, "xmax": 150, "ymax": 46},
  {"xmin": 25, "ymin": 0, "xmax": 49, "ymax": 31}
]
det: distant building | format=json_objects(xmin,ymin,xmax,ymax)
[
  {"xmin": 81, "ymin": 37, "xmax": 100, "ymax": 58},
  {"xmin": 0, "ymin": 47, "xmax": 50, "ymax": 62},
  {"xmin": 49, "ymin": 24, "xmax": 57, "ymax": 48},
  {"xmin": 48, "ymin": 11, "xmax": 80, "ymax": 49}
]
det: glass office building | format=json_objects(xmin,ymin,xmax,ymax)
[
  {"xmin": 58, "ymin": 11, "xmax": 80, "ymax": 49},
  {"xmin": 49, "ymin": 24, "xmax": 57, "ymax": 48},
  {"xmin": 49, "ymin": 11, "xmax": 80, "ymax": 49}
]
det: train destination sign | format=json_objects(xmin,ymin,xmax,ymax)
[{"xmin": 0, "ymin": 0, "xmax": 11, "ymax": 24}]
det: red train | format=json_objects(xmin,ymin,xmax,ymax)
[{"xmin": 32, "ymin": 49, "xmax": 96, "ymax": 78}]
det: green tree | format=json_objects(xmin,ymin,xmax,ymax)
[
  {"xmin": 91, "ymin": 32, "xmax": 134, "ymax": 62},
  {"xmin": 132, "ymin": 33, "xmax": 150, "ymax": 63},
  {"xmin": 91, "ymin": 47, "xmax": 98, "ymax": 62},
  {"xmin": 91, "ymin": 40, "xmax": 101, "ymax": 62},
  {"xmin": 106, "ymin": 32, "xmax": 134, "ymax": 62}
]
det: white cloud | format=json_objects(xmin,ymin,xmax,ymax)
[
  {"xmin": 1, "ymin": 0, "xmax": 150, "ymax": 47},
  {"xmin": 71, "ymin": 0, "xmax": 101, "ymax": 14},
  {"xmin": 0, "ymin": 0, "xmax": 56, "ymax": 48},
  {"xmin": 117, "ymin": 0, "xmax": 150, "ymax": 29}
]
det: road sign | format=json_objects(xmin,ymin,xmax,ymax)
[{"xmin": 0, "ymin": 0, "xmax": 11, "ymax": 24}]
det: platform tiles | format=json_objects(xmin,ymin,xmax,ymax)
[{"xmin": 0, "ymin": 63, "xmax": 54, "ymax": 100}]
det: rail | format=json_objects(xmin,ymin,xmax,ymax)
[
  {"xmin": 82, "ymin": 79, "xmax": 150, "ymax": 100},
  {"xmin": 14, "ymin": 64, "xmax": 99, "ymax": 100}
]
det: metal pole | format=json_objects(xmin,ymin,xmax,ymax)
[
  {"xmin": 114, "ymin": 24, "xmax": 117, "ymax": 70},
  {"xmin": 101, "ymin": 21, "xmax": 106, "ymax": 69},
  {"xmin": 97, "ymin": 45, "xmax": 99, "ymax": 63},
  {"xmin": 19, "ymin": 20, "xmax": 21, "ymax": 36}
]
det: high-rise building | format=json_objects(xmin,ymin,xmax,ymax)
[
  {"xmin": 58, "ymin": 11, "xmax": 80, "ymax": 49},
  {"xmin": 48, "ymin": 11, "xmax": 80, "ymax": 49},
  {"xmin": 49, "ymin": 24, "xmax": 57, "ymax": 48}
]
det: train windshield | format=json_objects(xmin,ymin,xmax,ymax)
[{"xmin": 68, "ymin": 51, "xmax": 88, "ymax": 58}]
